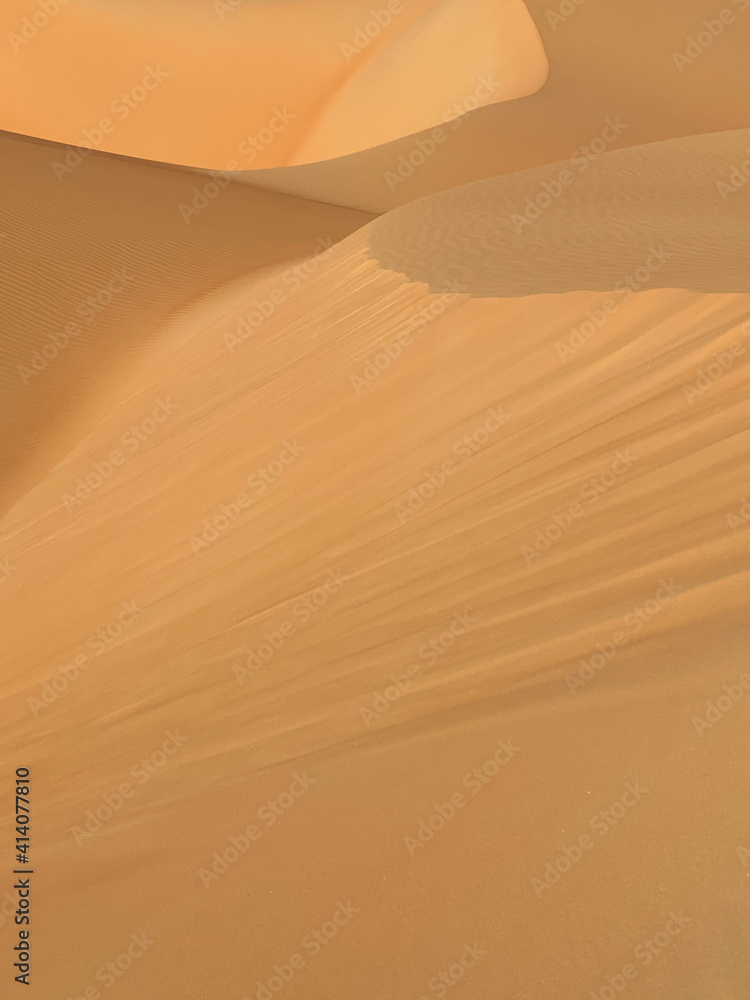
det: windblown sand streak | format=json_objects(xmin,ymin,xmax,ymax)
[
  {"xmin": 1, "ymin": 121, "xmax": 750, "ymax": 996},
  {"xmin": 1, "ymin": 2, "xmax": 749, "ymax": 996}
]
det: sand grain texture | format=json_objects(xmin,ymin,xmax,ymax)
[{"xmin": 1, "ymin": 2, "xmax": 750, "ymax": 998}]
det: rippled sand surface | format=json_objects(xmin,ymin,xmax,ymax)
[{"xmin": 1, "ymin": 2, "xmax": 750, "ymax": 998}]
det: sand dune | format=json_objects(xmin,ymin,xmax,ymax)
[
  {"xmin": 369, "ymin": 128, "xmax": 750, "ymax": 295},
  {"xmin": 2, "ymin": 116, "xmax": 750, "ymax": 998},
  {"xmin": 0, "ymin": 129, "xmax": 372, "ymax": 516},
  {"xmin": 0, "ymin": 0, "xmax": 545, "ymax": 167},
  {"xmin": 7, "ymin": 0, "xmax": 749, "ymax": 216},
  {"xmin": 247, "ymin": 0, "xmax": 750, "ymax": 210}
]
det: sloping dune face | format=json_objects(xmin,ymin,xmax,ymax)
[
  {"xmin": 0, "ymin": 130, "xmax": 373, "ymax": 515},
  {"xmin": 246, "ymin": 0, "xmax": 750, "ymax": 210},
  {"xmin": 2, "ymin": 122, "xmax": 750, "ymax": 1000},
  {"xmin": 285, "ymin": 0, "xmax": 548, "ymax": 163},
  {"xmin": 368, "ymin": 129, "xmax": 750, "ymax": 295},
  {"xmin": 0, "ymin": 0, "xmax": 547, "ymax": 167}
]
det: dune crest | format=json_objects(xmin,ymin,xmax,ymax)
[
  {"xmin": 0, "ymin": 129, "xmax": 372, "ymax": 516},
  {"xmin": 2, "ymin": 2, "xmax": 750, "ymax": 998},
  {"xmin": 368, "ymin": 128, "xmax": 750, "ymax": 296},
  {"xmin": 286, "ymin": 0, "xmax": 548, "ymax": 164},
  {"xmin": 2, "ymin": 120, "xmax": 750, "ymax": 995},
  {"xmin": 0, "ymin": 0, "xmax": 545, "ymax": 168}
]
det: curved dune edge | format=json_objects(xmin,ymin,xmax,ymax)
[
  {"xmin": 367, "ymin": 128, "xmax": 750, "ymax": 296},
  {"xmin": 244, "ymin": 0, "xmax": 750, "ymax": 210},
  {"xmin": 1, "ymin": 130, "xmax": 750, "ymax": 996},
  {"xmin": 286, "ymin": 0, "xmax": 548, "ymax": 164},
  {"xmin": 0, "ymin": 0, "xmax": 545, "ymax": 168},
  {"xmin": 7, "ymin": 0, "xmax": 748, "ymax": 214},
  {"xmin": 0, "ymin": 129, "xmax": 374, "ymax": 517}
]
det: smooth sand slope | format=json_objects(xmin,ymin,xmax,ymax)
[
  {"xmin": 0, "ymin": 129, "xmax": 373, "ymax": 516},
  {"xmin": 247, "ymin": 0, "xmax": 750, "ymax": 210},
  {"xmin": 1, "ymin": 129, "xmax": 750, "ymax": 998},
  {"xmin": 7, "ymin": 0, "xmax": 749, "ymax": 215},
  {"xmin": 0, "ymin": 0, "xmax": 546, "ymax": 167}
]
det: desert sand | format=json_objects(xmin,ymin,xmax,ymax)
[
  {"xmin": 1, "ymin": 2, "xmax": 750, "ymax": 999},
  {"xmin": 0, "ymin": 0, "xmax": 546, "ymax": 167}
]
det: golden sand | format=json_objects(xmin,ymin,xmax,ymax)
[{"xmin": 1, "ymin": 2, "xmax": 749, "ymax": 998}]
